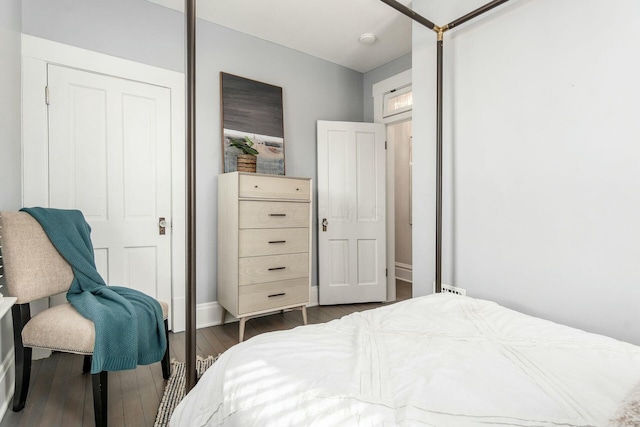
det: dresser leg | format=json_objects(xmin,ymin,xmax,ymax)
[
  {"xmin": 239, "ymin": 317, "xmax": 246, "ymax": 342},
  {"xmin": 220, "ymin": 308, "xmax": 226, "ymax": 325},
  {"xmin": 301, "ymin": 305, "xmax": 308, "ymax": 325}
]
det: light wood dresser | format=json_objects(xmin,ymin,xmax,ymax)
[{"xmin": 218, "ymin": 172, "xmax": 312, "ymax": 342}]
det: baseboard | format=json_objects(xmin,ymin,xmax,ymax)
[
  {"xmin": 196, "ymin": 301, "xmax": 225, "ymax": 329},
  {"xmin": 0, "ymin": 348, "xmax": 15, "ymax": 423},
  {"xmin": 172, "ymin": 296, "xmax": 186, "ymax": 332},
  {"xmin": 309, "ymin": 286, "xmax": 319, "ymax": 307},
  {"xmin": 395, "ymin": 262, "xmax": 413, "ymax": 283}
]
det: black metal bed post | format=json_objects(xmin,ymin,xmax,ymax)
[
  {"xmin": 435, "ymin": 30, "xmax": 444, "ymax": 294},
  {"xmin": 446, "ymin": 0, "xmax": 511, "ymax": 29},
  {"xmin": 185, "ymin": 0, "xmax": 197, "ymax": 392},
  {"xmin": 378, "ymin": 0, "xmax": 437, "ymax": 30}
]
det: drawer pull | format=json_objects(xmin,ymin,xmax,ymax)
[
  {"xmin": 268, "ymin": 266, "xmax": 286, "ymax": 271},
  {"xmin": 269, "ymin": 213, "xmax": 287, "ymax": 217},
  {"xmin": 268, "ymin": 240, "xmax": 287, "ymax": 244},
  {"xmin": 268, "ymin": 292, "xmax": 286, "ymax": 298}
]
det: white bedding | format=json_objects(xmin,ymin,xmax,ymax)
[{"xmin": 171, "ymin": 294, "xmax": 640, "ymax": 426}]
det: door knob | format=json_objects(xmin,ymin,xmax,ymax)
[
  {"xmin": 159, "ymin": 217, "xmax": 167, "ymax": 235},
  {"xmin": 322, "ymin": 218, "xmax": 328, "ymax": 232}
]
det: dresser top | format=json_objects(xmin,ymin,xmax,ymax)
[{"xmin": 227, "ymin": 171, "xmax": 311, "ymax": 181}]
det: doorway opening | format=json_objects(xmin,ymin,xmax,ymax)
[
  {"xmin": 373, "ymin": 68, "xmax": 413, "ymax": 302},
  {"xmin": 388, "ymin": 119, "xmax": 413, "ymax": 301}
]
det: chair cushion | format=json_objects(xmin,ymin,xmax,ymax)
[
  {"xmin": 0, "ymin": 212, "xmax": 74, "ymax": 304},
  {"xmin": 22, "ymin": 301, "xmax": 169, "ymax": 355}
]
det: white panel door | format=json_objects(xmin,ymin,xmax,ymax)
[
  {"xmin": 47, "ymin": 64, "xmax": 172, "ymax": 308},
  {"xmin": 317, "ymin": 121, "xmax": 386, "ymax": 304}
]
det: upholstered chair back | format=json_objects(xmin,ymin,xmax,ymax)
[{"xmin": 0, "ymin": 211, "xmax": 74, "ymax": 304}]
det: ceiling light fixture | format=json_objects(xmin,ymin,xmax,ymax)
[{"xmin": 359, "ymin": 33, "xmax": 377, "ymax": 45}]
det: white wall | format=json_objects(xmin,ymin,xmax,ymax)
[
  {"xmin": 22, "ymin": 0, "xmax": 364, "ymax": 305},
  {"xmin": 0, "ymin": 0, "xmax": 22, "ymax": 212},
  {"xmin": 413, "ymin": 0, "xmax": 640, "ymax": 344},
  {"xmin": 0, "ymin": 0, "xmax": 21, "ymax": 419}
]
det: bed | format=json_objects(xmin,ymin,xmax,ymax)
[{"xmin": 170, "ymin": 294, "xmax": 640, "ymax": 426}]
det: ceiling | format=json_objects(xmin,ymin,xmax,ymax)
[
  {"xmin": 147, "ymin": 0, "xmax": 414, "ymax": 73},
  {"xmin": 146, "ymin": 0, "xmax": 499, "ymax": 73}
]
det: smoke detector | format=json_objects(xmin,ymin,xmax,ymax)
[{"xmin": 359, "ymin": 33, "xmax": 377, "ymax": 45}]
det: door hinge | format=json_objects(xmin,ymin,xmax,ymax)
[
  {"xmin": 386, "ymin": 268, "xmax": 388, "ymax": 277},
  {"xmin": 45, "ymin": 86, "xmax": 50, "ymax": 105}
]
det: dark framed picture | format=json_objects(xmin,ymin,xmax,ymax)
[{"xmin": 220, "ymin": 72, "xmax": 285, "ymax": 175}]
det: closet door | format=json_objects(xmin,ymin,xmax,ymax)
[
  {"xmin": 317, "ymin": 120, "xmax": 387, "ymax": 304},
  {"xmin": 47, "ymin": 64, "xmax": 172, "ymax": 307}
]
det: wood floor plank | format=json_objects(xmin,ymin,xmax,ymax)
[
  {"xmin": 82, "ymin": 365, "xmax": 94, "ymax": 427},
  {"xmin": 59, "ymin": 355, "xmax": 89, "ymax": 427},
  {"xmin": 120, "ymin": 368, "xmax": 146, "ymax": 427},
  {"xmin": 41, "ymin": 352, "xmax": 76, "ymax": 427},
  {"xmin": 196, "ymin": 329, "xmax": 216, "ymax": 358},
  {"xmin": 135, "ymin": 366, "xmax": 159, "ymax": 427},
  {"xmin": 199, "ymin": 328, "xmax": 226, "ymax": 356},
  {"xmin": 208, "ymin": 323, "xmax": 238, "ymax": 355},
  {"xmin": 18, "ymin": 352, "xmax": 58, "ymax": 427},
  {"xmin": 169, "ymin": 331, "xmax": 186, "ymax": 362},
  {"xmin": 107, "ymin": 368, "xmax": 124, "ymax": 427}
]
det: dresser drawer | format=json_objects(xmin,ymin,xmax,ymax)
[
  {"xmin": 238, "ymin": 278, "xmax": 308, "ymax": 315},
  {"xmin": 239, "ymin": 253, "xmax": 309, "ymax": 286},
  {"xmin": 239, "ymin": 201, "xmax": 309, "ymax": 229},
  {"xmin": 239, "ymin": 228, "xmax": 309, "ymax": 257},
  {"xmin": 239, "ymin": 174, "xmax": 310, "ymax": 200}
]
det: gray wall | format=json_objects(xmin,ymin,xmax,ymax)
[
  {"xmin": 363, "ymin": 53, "xmax": 412, "ymax": 122},
  {"xmin": 412, "ymin": 0, "xmax": 640, "ymax": 345},
  {"xmin": 0, "ymin": 0, "xmax": 22, "ymax": 212},
  {"xmin": 22, "ymin": 0, "xmax": 364, "ymax": 304}
]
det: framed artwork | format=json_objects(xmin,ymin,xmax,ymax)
[{"xmin": 220, "ymin": 72, "xmax": 285, "ymax": 175}]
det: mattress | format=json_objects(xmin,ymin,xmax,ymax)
[{"xmin": 171, "ymin": 294, "xmax": 640, "ymax": 426}]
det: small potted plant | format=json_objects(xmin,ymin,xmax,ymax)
[{"xmin": 229, "ymin": 136, "xmax": 259, "ymax": 173}]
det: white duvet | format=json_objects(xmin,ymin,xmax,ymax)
[{"xmin": 171, "ymin": 294, "xmax": 640, "ymax": 426}]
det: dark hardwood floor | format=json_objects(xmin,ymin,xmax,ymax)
[{"xmin": 1, "ymin": 281, "xmax": 411, "ymax": 427}]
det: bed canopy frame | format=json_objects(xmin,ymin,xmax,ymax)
[{"xmin": 183, "ymin": 0, "xmax": 512, "ymax": 392}]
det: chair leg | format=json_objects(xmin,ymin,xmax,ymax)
[
  {"xmin": 83, "ymin": 355, "xmax": 92, "ymax": 373},
  {"xmin": 161, "ymin": 319, "xmax": 171, "ymax": 379},
  {"xmin": 11, "ymin": 304, "xmax": 32, "ymax": 412},
  {"xmin": 92, "ymin": 371, "xmax": 108, "ymax": 427}
]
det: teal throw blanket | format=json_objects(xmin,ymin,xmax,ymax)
[{"xmin": 22, "ymin": 207, "xmax": 167, "ymax": 374}]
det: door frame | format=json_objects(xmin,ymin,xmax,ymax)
[
  {"xmin": 372, "ymin": 69, "xmax": 412, "ymax": 302},
  {"xmin": 21, "ymin": 35, "xmax": 187, "ymax": 332}
]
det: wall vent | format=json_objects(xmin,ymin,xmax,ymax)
[{"xmin": 433, "ymin": 282, "xmax": 467, "ymax": 296}]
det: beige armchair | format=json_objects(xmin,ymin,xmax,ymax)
[{"xmin": 0, "ymin": 211, "xmax": 170, "ymax": 427}]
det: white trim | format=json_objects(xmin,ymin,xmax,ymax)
[
  {"xmin": 0, "ymin": 298, "xmax": 17, "ymax": 319},
  {"xmin": 0, "ymin": 299, "xmax": 16, "ymax": 422},
  {"xmin": 373, "ymin": 69, "xmax": 413, "ymax": 302},
  {"xmin": 196, "ymin": 301, "xmax": 225, "ymax": 329},
  {"xmin": 383, "ymin": 85, "xmax": 413, "ymax": 118},
  {"xmin": 21, "ymin": 35, "xmax": 186, "ymax": 332},
  {"xmin": 395, "ymin": 262, "xmax": 413, "ymax": 283},
  {"xmin": 0, "ymin": 347, "xmax": 15, "ymax": 423},
  {"xmin": 309, "ymin": 286, "xmax": 319, "ymax": 307},
  {"xmin": 373, "ymin": 69, "xmax": 413, "ymax": 125},
  {"xmin": 373, "ymin": 69, "xmax": 412, "ymax": 98}
]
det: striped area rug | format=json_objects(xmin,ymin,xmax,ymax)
[{"xmin": 154, "ymin": 355, "xmax": 220, "ymax": 427}]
